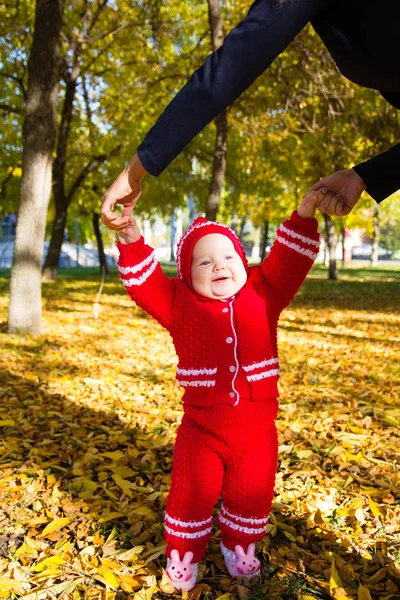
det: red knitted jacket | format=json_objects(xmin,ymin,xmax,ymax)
[{"xmin": 117, "ymin": 211, "xmax": 320, "ymax": 407}]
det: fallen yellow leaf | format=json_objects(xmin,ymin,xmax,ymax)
[
  {"xmin": 40, "ymin": 517, "xmax": 72, "ymax": 536},
  {"xmin": 368, "ymin": 496, "xmax": 383, "ymax": 517},
  {"xmin": 0, "ymin": 419, "xmax": 16, "ymax": 427},
  {"xmin": 97, "ymin": 567, "xmax": 119, "ymax": 589},
  {"xmin": 330, "ymin": 559, "xmax": 343, "ymax": 592},
  {"xmin": 98, "ymin": 511, "xmax": 125, "ymax": 523},
  {"xmin": 358, "ymin": 585, "xmax": 372, "ymax": 600},
  {"xmin": 32, "ymin": 555, "xmax": 65, "ymax": 572}
]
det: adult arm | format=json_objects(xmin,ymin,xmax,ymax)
[
  {"xmin": 101, "ymin": 0, "xmax": 330, "ymax": 228},
  {"xmin": 137, "ymin": 0, "xmax": 330, "ymax": 177},
  {"xmin": 353, "ymin": 143, "xmax": 400, "ymax": 203}
]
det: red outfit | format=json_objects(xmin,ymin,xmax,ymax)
[{"xmin": 117, "ymin": 211, "xmax": 319, "ymax": 562}]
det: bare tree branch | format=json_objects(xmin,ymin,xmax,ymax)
[
  {"xmin": 0, "ymin": 70, "xmax": 27, "ymax": 100},
  {"xmin": 0, "ymin": 103, "xmax": 24, "ymax": 116},
  {"xmin": 66, "ymin": 144, "xmax": 123, "ymax": 203},
  {"xmin": 0, "ymin": 163, "xmax": 21, "ymax": 199},
  {"xmin": 81, "ymin": 75, "xmax": 95, "ymax": 145}
]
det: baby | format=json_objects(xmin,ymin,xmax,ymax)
[{"xmin": 116, "ymin": 193, "xmax": 320, "ymax": 590}]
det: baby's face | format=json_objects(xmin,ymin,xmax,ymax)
[{"xmin": 191, "ymin": 234, "xmax": 247, "ymax": 299}]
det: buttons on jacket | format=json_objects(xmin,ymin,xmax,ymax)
[{"xmin": 220, "ymin": 299, "xmax": 239, "ymax": 404}]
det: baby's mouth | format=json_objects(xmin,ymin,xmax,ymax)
[{"xmin": 213, "ymin": 277, "xmax": 229, "ymax": 282}]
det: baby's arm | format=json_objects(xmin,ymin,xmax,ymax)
[
  {"xmin": 256, "ymin": 192, "xmax": 321, "ymax": 310},
  {"xmin": 117, "ymin": 218, "xmax": 176, "ymax": 329}
]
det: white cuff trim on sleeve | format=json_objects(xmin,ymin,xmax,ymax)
[
  {"xmin": 276, "ymin": 235, "xmax": 318, "ymax": 261},
  {"xmin": 279, "ymin": 223, "xmax": 320, "ymax": 247},
  {"xmin": 121, "ymin": 257, "xmax": 158, "ymax": 287},
  {"xmin": 118, "ymin": 251, "xmax": 156, "ymax": 275}
]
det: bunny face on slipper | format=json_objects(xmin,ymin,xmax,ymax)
[
  {"xmin": 166, "ymin": 550, "xmax": 194, "ymax": 583},
  {"xmin": 235, "ymin": 543, "xmax": 260, "ymax": 576},
  {"xmin": 221, "ymin": 541, "xmax": 261, "ymax": 579}
]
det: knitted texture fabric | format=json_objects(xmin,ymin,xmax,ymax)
[
  {"xmin": 164, "ymin": 399, "xmax": 279, "ymax": 562},
  {"xmin": 175, "ymin": 216, "xmax": 248, "ymax": 291},
  {"xmin": 117, "ymin": 211, "xmax": 320, "ymax": 407},
  {"xmin": 117, "ymin": 210, "xmax": 320, "ymax": 562}
]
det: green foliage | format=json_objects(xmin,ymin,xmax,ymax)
[{"xmin": 1, "ymin": 1, "xmax": 400, "ymax": 247}]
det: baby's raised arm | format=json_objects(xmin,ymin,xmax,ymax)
[
  {"xmin": 116, "ymin": 219, "xmax": 176, "ymax": 330},
  {"xmin": 255, "ymin": 194, "xmax": 321, "ymax": 311}
]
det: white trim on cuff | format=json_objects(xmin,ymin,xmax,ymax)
[
  {"xmin": 118, "ymin": 251, "xmax": 156, "ymax": 275},
  {"xmin": 279, "ymin": 223, "xmax": 320, "ymax": 247},
  {"xmin": 218, "ymin": 514, "xmax": 266, "ymax": 535},
  {"xmin": 276, "ymin": 235, "xmax": 318, "ymax": 260},
  {"xmin": 164, "ymin": 524, "xmax": 213, "ymax": 539},
  {"xmin": 121, "ymin": 257, "xmax": 158, "ymax": 287},
  {"xmin": 164, "ymin": 513, "xmax": 213, "ymax": 528},
  {"xmin": 246, "ymin": 368, "xmax": 280, "ymax": 382}
]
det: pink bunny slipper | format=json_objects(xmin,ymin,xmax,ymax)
[
  {"xmin": 220, "ymin": 542, "xmax": 261, "ymax": 579},
  {"xmin": 166, "ymin": 550, "xmax": 199, "ymax": 591}
]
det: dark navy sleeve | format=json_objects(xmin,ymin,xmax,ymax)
[
  {"xmin": 353, "ymin": 143, "xmax": 400, "ymax": 203},
  {"xmin": 137, "ymin": 0, "xmax": 330, "ymax": 176}
]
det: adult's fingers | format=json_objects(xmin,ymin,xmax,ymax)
[
  {"xmin": 301, "ymin": 188, "xmax": 327, "ymax": 208},
  {"xmin": 307, "ymin": 179, "xmax": 330, "ymax": 192},
  {"xmin": 317, "ymin": 192, "xmax": 343, "ymax": 216},
  {"xmin": 101, "ymin": 193, "xmax": 135, "ymax": 229},
  {"xmin": 121, "ymin": 192, "xmax": 141, "ymax": 218},
  {"xmin": 101, "ymin": 209, "xmax": 130, "ymax": 230},
  {"xmin": 303, "ymin": 188, "xmax": 338, "ymax": 216}
]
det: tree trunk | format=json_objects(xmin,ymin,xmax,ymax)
[
  {"xmin": 340, "ymin": 224, "xmax": 345, "ymax": 267},
  {"xmin": 259, "ymin": 221, "xmax": 269, "ymax": 262},
  {"xmin": 93, "ymin": 212, "xmax": 109, "ymax": 275},
  {"xmin": 370, "ymin": 205, "xmax": 380, "ymax": 267},
  {"xmin": 43, "ymin": 75, "xmax": 79, "ymax": 280},
  {"xmin": 238, "ymin": 216, "xmax": 247, "ymax": 240},
  {"xmin": 205, "ymin": 0, "xmax": 228, "ymax": 222},
  {"xmin": 323, "ymin": 240, "xmax": 328, "ymax": 267},
  {"xmin": 8, "ymin": 0, "xmax": 64, "ymax": 334},
  {"xmin": 323, "ymin": 213, "xmax": 338, "ymax": 280},
  {"xmin": 42, "ymin": 203, "xmax": 68, "ymax": 279},
  {"xmin": 42, "ymin": 2, "xmax": 113, "ymax": 279},
  {"xmin": 230, "ymin": 209, "xmax": 238, "ymax": 236}
]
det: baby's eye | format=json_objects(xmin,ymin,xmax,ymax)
[
  {"xmin": 225, "ymin": 255, "xmax": 233, "ymax": 260},
  {"xmin": 200, "ymin": 260, "xmax": 210, "ymax": 266}
]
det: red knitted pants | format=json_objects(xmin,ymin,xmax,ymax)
[{"xmin": 164, "ymin": 398, "xmax": 279, "ymax": 563}]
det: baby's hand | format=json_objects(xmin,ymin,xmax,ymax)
[
  {"xmin": 297, "ymin": 190, "xmax": 323, "ymax": 219},
  {"xmin": 117, "ymin": 217, "xmax": 141, "ymax": 245}
]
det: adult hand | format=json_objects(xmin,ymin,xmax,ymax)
[
  {"xmin": 101, "ymin": 153, "xmax": 147, "ymax": 231},
  {"xmin": 302, "ymin": 169, "xmax": 367, "ymax": 217}
]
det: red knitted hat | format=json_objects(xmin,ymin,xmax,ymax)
[{"xmin": 176, "ymin": 217, "xmax": 248, "ymax": 289}]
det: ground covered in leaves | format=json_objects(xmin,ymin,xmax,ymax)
[{"xmin": 0, "ymin": 265, "xmax": 399, "ymax": 600}]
